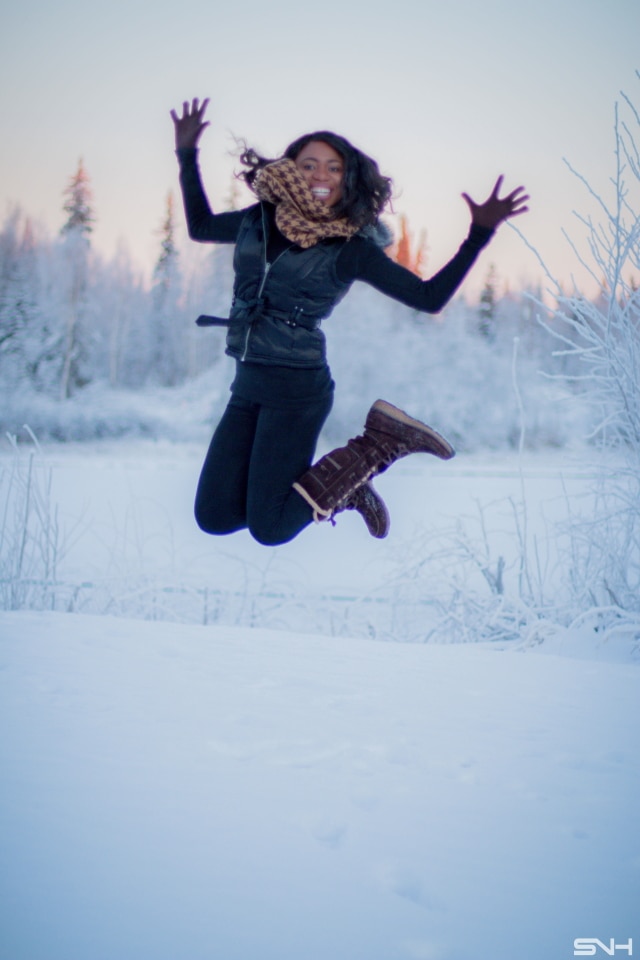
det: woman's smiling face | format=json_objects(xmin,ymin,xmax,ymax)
[{"xmin": 295, "ymin": 141, "xmax": 344, "ymax": 207}]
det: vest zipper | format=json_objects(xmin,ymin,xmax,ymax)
[
  {"xmin": 241, "ymin": 205, "xmax": 292, "ymax": 362},
  {"xmin": 241, "ymin": 260, "xmax": 271, "ymax": 362}
]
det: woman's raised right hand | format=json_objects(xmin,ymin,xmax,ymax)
[{"xmin": 170, "ymin": 98, "xmax": 210, "ymax": 150}]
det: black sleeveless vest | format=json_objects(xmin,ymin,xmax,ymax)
[{"xmin": 225, "ymin": 203, "xmax": 352, "ymax": 368}]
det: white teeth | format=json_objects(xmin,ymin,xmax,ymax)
[{"xmin": 312, "ymin": 188, "xmax": 330, "ymax": 196}]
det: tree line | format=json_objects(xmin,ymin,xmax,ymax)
[
  {"xmin": 0, "ymin": 160, "xmax": 238, "ymax": 400},
  {"xmin": 0, "ymin": 158, "xmax": 585, "ymax": 421}
]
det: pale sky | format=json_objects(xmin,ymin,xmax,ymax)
[{"xmin": 1, "ymin": 0, "xmax": 639, "ymax": 299}]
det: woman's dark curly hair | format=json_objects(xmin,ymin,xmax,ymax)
[{"xmin": 238, "ymin": 131, "xmax": 393, "ymax": 229}]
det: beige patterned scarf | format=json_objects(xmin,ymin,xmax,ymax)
[{"xmin": 253, "ymin": 158, "xmax": 359, "ymax": 248}]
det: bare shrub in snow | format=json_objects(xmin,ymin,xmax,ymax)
[
  {"xmin": 534, "ymin": 79, "xmax": 640, "ymax": 618},
  {"xmin": 394, "ymin": 77, "xmax": 640, "ymax": 644},
  {"xmin": 0, "ymin": 429, "xmax": 76, "ymax": 610}
]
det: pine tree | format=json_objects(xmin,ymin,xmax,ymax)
[
  {"xmin": 389, "ymin": 215, "xmax": 427, "ymax": 277},
  {"xmin": 414, "ymin": 228, "xmax": 427, "ymax": 278},
  {"xmin": 0, "ymin": 210, "xmax": 65, "ymax": 395},
  {"xmin": 154, "ymin": 191, "xmax": 178, "ymax": 295},
  {"xmin": 61, "ymin": 159, "xmax": 95, "ymax": 236},
  {"xmin": 478, "ymin": 263, "xmax": 498, "ymax": 340},
  {"xmin": 58, "ymin": 159, "xmax": 96, "ymax": 398},
  {"xmin": 0, "ymin": 211, "xmax": 37, "ymax": 377},
  {"xmin": 395, "ymin": 215, "xmax": 412, "ymax": 271},
  {"xmin": 225, "ymin": 176, "xmax": 243, "ymax": 211},
  {"xmin": 150, "ymin": 191, "xmax": 185, "ymax": 386}
]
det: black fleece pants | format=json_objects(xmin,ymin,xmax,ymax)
[{"xmin": 194, "ymin": 390, "xmax": 334, "ymax": 546}]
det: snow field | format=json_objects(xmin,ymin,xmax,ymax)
[
  {"xmin": 1, "ymin": 441, "xmax": 639, "ymax": 959},
  {"xmin": 1, "ymin": 440, "xmax": 602, "ymax": 634},
  {"xmin": 1, "ymin": 610, "xmax": 639, "ymax": 960}
]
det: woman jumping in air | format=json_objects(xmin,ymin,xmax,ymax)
[{"xmin": 171, "ymin": 98, "xmax": 528, "ymax": 544}]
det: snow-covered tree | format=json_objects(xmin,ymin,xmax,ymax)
[
  {"xmin": 93, "ymin": 241, "xmax": 148, "ymax": 388},
  {"xmin": 149, "ymin": 191, "xmax": 187, "ymax": 386},
  {"xmin": 478, "ymin": 263, "xmax": 498, "ymax": 339},
  {"xmin": 58, "ymin": 159, "xmax": 96, "ymax": 398},
  {"xmin": 61, "ymin": 158, "xmax": 94, "ymax": 237},
  {"xmin": 0, "ymin": 209, "xmax": 61, "ymax": 393},
  {"xmin": 523, "ymin": 75, "xmax": 640, "ymax": 619},
  {"xmin": 225, "ymin": 176, "xmax": 243, "ymax": 211}
]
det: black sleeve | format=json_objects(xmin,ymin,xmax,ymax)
[
  {"xmin": 337, "ymin": 224, "xmax": 494, "ymax": 313},
  {"xmin": 176, "ymin": 148, "xmax": 249, "ymax": 243}
]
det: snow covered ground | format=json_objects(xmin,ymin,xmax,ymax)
[
  {"xmin": 1, "ymin": 612, "xmax": 638, "ymax": 960},
  {"xmin": 1, "ymin": 441, "xmax": 639, "ymax": 960},
  {"xmin": 0, "ymin": 438, "xmax": 608, "ymax": 635}
]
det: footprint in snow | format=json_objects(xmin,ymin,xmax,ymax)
[{"xmin": 310, "ymin": 817, "xmax": 348, "ymax": 849}]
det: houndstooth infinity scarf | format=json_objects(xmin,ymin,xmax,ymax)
[{"xmin": 253, "ymin": 158, "xmax": 359, "ymax": 248}]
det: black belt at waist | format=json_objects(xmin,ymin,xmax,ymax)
[{"xmin": 196, "ymin": 297, "xmax": 321, "ymax": 331}]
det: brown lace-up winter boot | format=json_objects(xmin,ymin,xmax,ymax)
[{"xmin": 293, "ymin": 399, "xmax": 454, "ymax": 531}]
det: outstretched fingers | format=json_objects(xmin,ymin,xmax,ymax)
[
  {"xmin": 489, "ymin": 174, "xmax": 504, "ymax": 200},
  {"xmin": 190, "ymin": 96, "xmax": 210, "ymax": 119},
  {"xmin": 170, "ymin": 96, "xmax": 211, "ymax": 149},
  {"xmin": 170, "ymin": 97, "xmax": 210, "ymax": 122},
  {"xmin": 461, "ymin": 176, "xmax": 530, "ymax": 229},
  {"xmin": 504, "ymin": 184, "xmax": 530, "ymax": 217}
]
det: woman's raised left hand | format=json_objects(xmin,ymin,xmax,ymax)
[{"xmin": 462, "ymin": 176, "xmax": 529, "ymax": 230}]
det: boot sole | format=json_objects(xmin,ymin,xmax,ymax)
[
  {"xmin": 371, "ymin": 399, "xmax": 456, "ymax": 460},
  {"xmin": 350, "ymin": 481, "xmax": 390, "ymax": 538}
]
